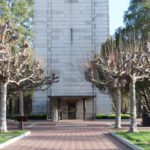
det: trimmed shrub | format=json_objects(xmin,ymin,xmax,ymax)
[
  {"xmin": 121, "ymin": 114, "xmax": 131, "ymax": 119},
  {"xmin": 28, "ymin": 114, "xmax": 48, "ymax": 120},
  {"xmin": 96, "ymin": 113, "xmax": 130, "ymax": 119},
  {"xmin": 7, "ymin": 114, "xmax": 48, "ymax": 120}
]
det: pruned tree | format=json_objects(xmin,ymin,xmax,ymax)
[
  {"xmin": 0, "ymin": 24, "xmax": 58, "ymax": 132},
  {"xmin": 85, "ymin": 32, "xmax": 150, "ymax": 132},
  {"xmin": 0, "ymin": 23, "xmax": 18, "ymax": 132},
  {"xmin": 85, "ymin": 41, "xmax": 127, "ymax": 128},
  {"xmin": 9, "ymin": 61, "xmax": 58, "ymax": 116},
  {"xmin": 123, "ymin": 41, "xmax": 150, "ymax": 132}
]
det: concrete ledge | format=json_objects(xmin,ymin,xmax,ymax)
[
  {"xmin": 110, "ymin": 132, "xmax": 143, "ymax": 150},
  {"xmin": 0, "ymin": 131, "xmax": 31, "ymax": 149}
]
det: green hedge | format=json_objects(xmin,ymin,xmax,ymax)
[
  {"xmin": 28, "ymin": 114, "xmax": 48, "ymax": 120},
  {"xmin": 96, "ymin": 113, "xmax": 130, "ymax": 119},
  {"xmin": 7, "ymin": 114, "xmax": 48, "ymax": 120}
]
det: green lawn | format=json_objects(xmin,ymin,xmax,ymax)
[
  {"xmin": 116, "ymin": 131, "xmax": 150, "ymax": 150},
  {"xmin": 0, "ymin": 130, "xmax": 27, "ymax": 144}
]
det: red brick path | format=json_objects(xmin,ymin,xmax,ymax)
[{"xmin": 4, "ymin": 120, "xmax": 131, "ymax": 150}]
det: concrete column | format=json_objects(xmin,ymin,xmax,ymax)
[
  {"xmin": 58, "ymin": 98, "xmax": 61, "ymax": 121},
  {"xmin": 53, "ymin": 107, "xmax": 58, "ymax": 122},
  {"xmin": 83, "ymin": 98, "xmax": 87, "ymax": 121},
  {"xmin": 92, "ymin": 97, "xmax": 96, "ymax": 119}
]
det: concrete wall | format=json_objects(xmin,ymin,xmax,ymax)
[
  {"xmin": 33, "ymin": 0, "xmax": 112, "ymax": 116},
  {"xmin": 76, "ymin": 100, "xmax": 83, "ymax": 119}
]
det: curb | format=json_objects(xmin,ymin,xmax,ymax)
[
  {"xmin": 0, "ymin": 131, "xmax": 31, "ymax": 149},
  {"xmin": 27, "ymin": 122, "xmax": 37, "ymax": 128},
  {"xmin": 110, "ymin": 132, "xmax": 143, "ymax": 150}
]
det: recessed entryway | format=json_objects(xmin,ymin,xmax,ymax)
[
  {"xmin": 68, "ymin": 103, "xmax": 76, "ymax": 119},
  {"xmin": 50, "ymin": 96, "xmax": 94, "ymax": 121}
]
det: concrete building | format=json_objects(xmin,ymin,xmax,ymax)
[{"xmin": 33, "ymin": 0, "xmax": 112, "ymax": 121}]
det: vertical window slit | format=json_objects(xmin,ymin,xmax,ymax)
[{"xmin": 70, "ymin": 28, "xmax": 73, "ymax": 42}]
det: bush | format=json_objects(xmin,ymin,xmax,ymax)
[
  {"xmin": 28, "ymin": 114, "xmax": 48, "ymax": 120},
  {"xmin": 96, "ymin": 113, "xmax": 130, "ymax": 119},
  {"xmin": 121, "ymin": 114, "xmax": 131, "ymax": 119},
  {"xmin": 7, "ymin": 114, "xmax": 48, "ymax": 120}
]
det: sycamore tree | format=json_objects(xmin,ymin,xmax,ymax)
[
  {"xmin": 85, "ymin": 34, "xmax": 150, "ymax": 132},
  {"xmin": 85, "ymin": 39, "xmax": 127, "ymax": 128},
  {"xmin": 115, "ymin": 0, "xmax": 150, "ymax": 120},
  {"xmin": 112, "ymin": 0, "xmax": 150, "ymax": 131},
  {"xmin": 119, "ymin": 40, "xmax": 150, "ymax": 132},
  {"xmin": 136, "ymin": 43, "xmax": 150, "ymax": 113},
  {"xmin": 9, "ymin": 59, "xmax": 58, "ymax": 116},
  {"xmin": 0, "ymin": 0, "xmax": 34, "ymax": 118},
  {"xmin": 0, "ymin": 23, "xmax": 18, "ymax": 132},
  {"xmin": 0, "ymin": 24, "xmax": 57, "ymax": 132}
]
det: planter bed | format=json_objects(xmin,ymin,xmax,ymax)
[
  {"xmin": 111, "ymin": 131, "xmax": 150, "ymax": 150},
  {"xmin": 0, "ymin": 130, "xmax": 30, "ymax": 149}
]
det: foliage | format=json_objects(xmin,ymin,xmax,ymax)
[
  {"xmin": 113, "ymin": 0, "xmax": 150, "ymax": 126},
  {"xmin": 0, "ymin": 24, "xmax": 31, "ymax": 132},
  {"xmin": 116, "ymin": 131, "xmax": 150, "ymax": 150},
  {"xmin": 0, "ymin": 24, "xmax": 46, "ymax": 85},
  {"xmin": 0, "ymin": 24, "xmax": 57, "ymax": 132},
  {"xmin": 6, "ymin": 91, "xmax": 33, "ymax": 116},
  {"xmin": 114, "ymin": 0, "xmax": 150, "ymax": 55},
  {"xmin": 8, "ymin": 114, "xmax": 48, "ymax": 120},
  {"xmin": 96, "ymin": 0, "xmax": 150, "ymax": 132},
  {"xmin": 0, "ymin": 0, "xmax": 34, "ymax": 42},
  {"xmin": 86, "ymin": 32, "xmax": 150, "ymax": 132},
  {"xmin": 123, "ymin": 0, "xmax": 150, "ymax": 39},
  {"xmin": 0, "ymin": 130, "xmax": 27, "ymax": 143},
  {"xmin": 112, "ymin": 90, "xmax": 130, "ymax": 114},
  {"xmin": 28, "ymin": 114, "xmax": 48, "ymax": 120},
  {"xmin": 136, "ymin": 79, "xmax": 150, "ymax": 113},
  {"xmin": 96, "ymin": 113, "xmax": 130, "ymax": 119}
]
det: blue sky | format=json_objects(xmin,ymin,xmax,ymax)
[{"xmin": 109, "ymin": 0, "xmax": 131, "ymax": 35}]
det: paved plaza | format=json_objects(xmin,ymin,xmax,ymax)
[{"xmin": 3, "ymin": 120, "xmax": 132, "ymax": 150}]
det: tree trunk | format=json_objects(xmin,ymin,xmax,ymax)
[
  {"xmin": 115, "ymin": 87, "xmax": 121, "ymax": 128},
  {"xmin": 129, "ymin": 78, "xmax": 138, "ymax": 132},
  {"xmin": 0, "ymin": 82, "xmax": 8, "ymax": 132},
  {"xmin": 19, "ymin": 90, "xmax": 24, "ymax": 116}
]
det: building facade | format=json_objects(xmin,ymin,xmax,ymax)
[{"xmin": 33, "ymin": 0, "xmax": 112, "ymax": 121}]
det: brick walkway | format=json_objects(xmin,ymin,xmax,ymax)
[{"xmin": 4, "ymin": 120, "xmax": 131, "ymax": 150}]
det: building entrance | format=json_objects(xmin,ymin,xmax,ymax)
[
  {"xmin": 50, "ymin": 96, "xmax": 95, "ymax": 121},
  {"xmin": 68, "ymin": 103, "xmax": 76, "ymax": 119}
]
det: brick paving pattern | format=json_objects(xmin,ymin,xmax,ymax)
[{"xmin": 3, "ymin": 120, "xmax": 132, "ymax": 150}]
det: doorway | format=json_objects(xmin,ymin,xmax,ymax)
[{"xmin": 68, "ymin": 103, "xmax": 76, "ymax": 119}]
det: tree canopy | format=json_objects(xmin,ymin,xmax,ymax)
[
  {"xmin": 123, "ymin": 0, "xmax": 150, "ymax": 39},
  {"xmin": 0, "ymin": 0, "xmax": 34, "ymax": 41}
]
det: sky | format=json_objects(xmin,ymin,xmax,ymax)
[{"xmin": 109, "ymin": 0, "xmax": 131, "ymax": 35}]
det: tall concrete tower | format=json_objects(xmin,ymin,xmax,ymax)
[{"xmin": 33, "ymin": 0, "xmax": 112, "ymax": 120}]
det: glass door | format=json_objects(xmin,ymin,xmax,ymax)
[{"xmin": 68, "ymin": 103, "xmax": 76, "ymax": 119}]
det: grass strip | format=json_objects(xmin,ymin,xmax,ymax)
[
  {"xmin": 116, "ymin": 131, "xmax": 150, "ymax": 150},
  {"xmin": 0, "ymin": 130, "xmax": 27, "ymax": 143}
]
